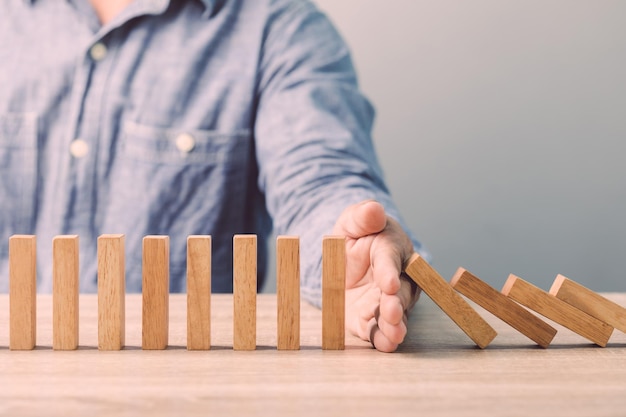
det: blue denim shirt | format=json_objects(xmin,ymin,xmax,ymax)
[{"xmin": 0, "ymin": 0, "xmax": 428, "ymax": 305}]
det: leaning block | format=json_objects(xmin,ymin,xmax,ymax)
[
  {"xmin": 233, "ymin": 235, "xmax": 257, "ymax": 351},
  {"xmin": 98, "ymin": 234, "xmax": 126, "ymax": 350},
  {"xmin": 322, "ymin": 236, "xmax": 345, "ymax": 350},
  {"xmin": 142, "ymin": 236, "xmax": 170, "ymax": 350},
  {"xmin": 404, "ymin": 253, "xmax": 496, "ymax": 348},
  {"xmin": 502, "ymin": 274, "xmax": 613, "ymax": 347},
  {"xmin": 9, "ymin": 235, "xmax": 37, "ymax": 350},
  {"xmin": 277, "ymin": 236, "xmax": 300, "ymax": 350},
  {"xmin": 187, "ymin": 235, "xmax": 212, "ymax": 350},
  {"xmin": 53, "ymin": 235, "xmax": 79, "ymax": 350},
  {"xmin": 450, "ymin": 268, "xmax": 556, "ymax": 348},
  {"xmin": 549, "ymin": 274, "xmax": 626, "ymax": 334}
]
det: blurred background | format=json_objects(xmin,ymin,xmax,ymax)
[{"xmin": 264, "ymin": 0, "xmax": 626, "ymax": 293}]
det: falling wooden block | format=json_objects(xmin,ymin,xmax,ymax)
[
  {"xmin": 277, "ymin": 236, "xmax": 300, "ymax": 350},
  {"xmin": 187, "ymin": 235, "xmax": 211, "ymax": 350},
  {"xmin": 233, "ymin": 235, "xmax": 256, "ymax": 351},
  {"xmin": 142, "ymin": 236, "xmax": 170, "ymax": 350},
  {"xmin": 549, "ymin": 274, "xmax": 626, "ymax": 334},
  {"xmin": 9, "ymin": 235, "xmax": 37, "ymax": 350},
  {"xmin": 450, "ymin": 268, "xmax": 557, "ymax": 348},
  {"xmin": 404, "ymin": 253, "xmax": 496, "ymax": 348},
  {"xmin": 53, "ymin": 235, "xmax": 79, "ymax": 350},
  {"xmin": 502, "ymin": 274, "xmax": 613, "ymax": 347},
  {"xmin": 98, "ymin": 234, "xmax": 126, "ymax": 350},
  {"xmin": 322, "ymin": 236, "xmax": 345, "ymax": 350}
]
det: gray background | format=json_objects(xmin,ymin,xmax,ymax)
[{"xmin": 263, "ymin": 0, "xmax": 626, "ymax": 293}]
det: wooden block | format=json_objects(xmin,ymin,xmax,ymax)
[
  {"xmin": 277, "ymin": 236, "xmax": 300, "ymax": 350},
  {"xmin": 404, "ymin": 253, "xmax": 496, "ymax": 348},
  {"xmin": 187, "ymin": 235, "xmax": 211, "ymax": 350},
  {"xmin": 450, "ymin": 268, "xmax": 557, "ymax": 348},
  {"xmin": 98, "ymin": 234, "xmax": 126, "ymax": 350},
  {"xmin": 233, "ymin": 235, "xmax": 256, "ymax": 350},
  {"xmin": 9, "ymin": 235, "xmax": 37, "ymax": 350},
  {"xmin": 53, "ymin": 235, "xmax": 79, "ymax": 350},
  {"xmin": 502, "ymin": 274, "xmax": 613, "ymax": 347},
  {"xmin": 142, "ymin": 236, "xmax": 170, "ymax": 350},
  {"xmin": 549, "ymin": 274, "xmax": 626, "ymax": 334},
  {"xmin": 322, "ymin": 236, "xmax": 345, "ymax": 350}
]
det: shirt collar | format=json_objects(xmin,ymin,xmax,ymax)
[{"xmin": 22, "ymin": 0, "xmax": 221, "ymax": 16}]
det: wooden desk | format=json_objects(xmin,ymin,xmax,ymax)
[{"xmin": 1, "ymin": 294, "xmax": 625, "ymax": 417}]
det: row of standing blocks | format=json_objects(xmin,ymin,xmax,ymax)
[{"xmin": 7, "ymin": 234, "xmax": 346, "ymax": 351}]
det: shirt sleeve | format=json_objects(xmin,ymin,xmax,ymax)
[{"xmin": 254, "ymin": 0, "xmax": 430, "ymax": 306}]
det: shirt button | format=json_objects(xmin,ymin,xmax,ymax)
[
  {"xmin": 69, "ymin": 139, "xmax": 89, "ymax": 158},
  {"xmin": 90, "ymin": 42, "xmax": 108, "ymax": 61},
  {"xmin": 175, "ymin": 133, "xmax": 196, "ymax": 153}
]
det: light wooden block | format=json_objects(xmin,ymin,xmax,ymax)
[
  {"xmin": 450, "ymin": 268, "xmax": 557, "ymax": 348},
  {"xmin": 549, "ymin": 274, "xmax": 626, "ymax": 334},
  {"xmin": 53, "ymin": 235, "xmax": 79, "ymax": 350},
  {"xmin": 277, "ymin": 236, "xmax": 300, "ymax": 350},
  {"xmin": 9, "ymin": 235, "xmax": 37, "ymax": 350},
  {"xmin": 233, "ymin": 235, "xmax": 256, "ymax": 350},
  {"xmin": 404, "ymin": 253, "xmax": 496, "ymax": 348},
  {"xmin": 142, "ymin": 236, "xmax": 170, "ymax": 350},
  {"xmin": 98, "ymin": 234, "xmax": 126, "ymax": 350},
  {"xmin": 322, "ymin": 236, "xmax": 345, "ymax": 350},
  {"xmin": 187, "ymin": 235, "xmax": 211, "ymax": 350},
  {"xmin": 502, "ymin": 274, "xmax": 613, "ymax": 347}
]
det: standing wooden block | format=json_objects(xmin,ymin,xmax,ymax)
[
  {"xmin": 98, "ymin": 234, "xmax": 126, "ymax": 350},
  {"xmin": 142, "ymin": 236, "xmax": 170, "ymax": 350},
  {"xmin": 450, "ymin": 268, "xmax": 557, "ymax": 348},
  {"xmin": 549, "ymin": 274, "xmax": 626, "ymax": 334},
  {"xmin": 9, "ymin": 235, "xmax": 37, "ymax": 350},
  {"xmin": 53, "ymin": 235, "xmax": 79, "ymax": 350},
  {"xmin": 502, "ymin": 274, "xmax": 613, "ymax": 347},
  {"xmin": 322, "ymin": 236, "xmax": 345, "ymax": 350},
  {"xmin": 404, "ymin": 253, "xmax": 496, "ymax": 348},
  {"xmin": 187, "ymin": 235, "xmax": 211, "ymax": 350},
  {"xmin": 233, "ymin": 235, "xmax": 256, "ymax": 350},
  {"xmin": 277, "ymin": 236, "xmax": 300, "ymax": 350}
]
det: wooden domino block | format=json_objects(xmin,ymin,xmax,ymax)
[
  {"xmin": 502, "ymin": 274, "xmax": 613, "ymax": 347},
  {"xmin": 450, "ymin": 268, "xmax": 557, "ymax": 348},
  {"xmin": 142, "ymin": 236, "xmax": 170, "ymax": 350},
  {"xmin": 187, "ymin": 235, "xmax": 211, "ymax": 350},
  {"xmin": 233, "ymin": 235, "xmax": 256, "ymax": 350},
  {"xmin": 322, "ymin": 236, "xmax": 345, "ymax": 350},
  {"xmin": 277, "ymin": 236, "xmax": 300, "ymax": 350},
  {"xmin": 98, "ymin": 234, "xmax": 126, "ymax": 350},
  {"xmin": 404, "ymin": 253, "xmax": 496, "ymax": 348},
  {"xmin": 549, "ymin": 274, "xmax": 626, "ymax": 334},
  {"xmin": 9, "ymin": 235, "xmax": 37, "ymax": 350},
  {"xmin": 53, "ymin": 235, "xmax": 79, "ymax": 350}
]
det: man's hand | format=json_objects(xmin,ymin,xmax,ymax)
[{"xmin": 332, "ymin": 200, "xmax": 419, "ymax": 352}]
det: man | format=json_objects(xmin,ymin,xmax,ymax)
[{"xmin": 0, "ymin": 0, "xmax": 429, "ymax": 352}]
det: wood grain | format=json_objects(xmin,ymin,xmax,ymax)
[
  {"xmin": 502, "ymin": 274, "xmax": 614, "ymax": 346},
  {"xmin": 233, "ymin": 235, "xmax": 256, "ymax": 350},
  {"xmin": 404, "ymin": 253, "xmax": 496, "ymax": 348},
  {"xmin": 322, "ymin": 236, "xmax": 345, "ymax": 350},
  {"xmin": 52, "ymin": 235, "xmax": 79, "ymax": 350},
  {"xmin": 142, "ymin": 236, "xmax": 170, "ymax": 350},
  {"xmin": 97, "ymin": 234, "xmax": 126, "ymax": 350},
  {"xmin": 277, "ymin": 236, "xmax": 300, "ymax": 350},
  {"xmin": 450, "ymin": 267, "xmax": 557, "ymax": 348},
  {"xmin": 550, "ymin": 274, "xmax": 626, "ymax": 334},
  {"xmin": 186, "ymin": 235, "xmax": 211, "ymax": 350},
  {"xmin": 9, "ymin": 235, "xmax": 37, "ymax": 350}
]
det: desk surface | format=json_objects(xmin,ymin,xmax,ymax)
[{"xmin": 0, "ymin": 293, "xmax": 625, "ymax": 417}]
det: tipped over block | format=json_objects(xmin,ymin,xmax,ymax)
[
  {"xmin": 550, "ymin": 274, "xmax": 626, "ymax": 334},
  {"xmin": 98, "ymin": 234, "xmax": 126, "ymax": 350},
  {"xmin": 502, "ymin": 274, "xmax": 613, "ymax": 347},
  {"xmin": 9, "ymin": 235, "xmax": 37, "ymax": 350},
  {"xmin": 277, "ymin": 236, "xmax": 300, "ymax": 350},
  {"xmin": 187, "ymin": 236, "xmax": 212, "ymax": 350},
  {"xmin": 450, "ymin": 268, "xmax": 556, "ymax": 348},
  {"xmin": 53, "ymin": 235, "xmax": 79, "ymax": 350},
  {"xmin": 404, "ymin": 254, "xmax": 497, "ymax": 348},
  {"xmin": 233, "ymin": 235, "xmax": 257, "ymax": 350},
  {"xmin": 322, "ymin": 236, "xmax": 345, "ymax": 350},
  {"xmin": 142, "ymin": 236, "xmax": 170, "ymax": 350}
]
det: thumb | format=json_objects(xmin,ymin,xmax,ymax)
[{"xmin": 333, "ymin": 200, "xmax": 387, "ymax": 239}]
